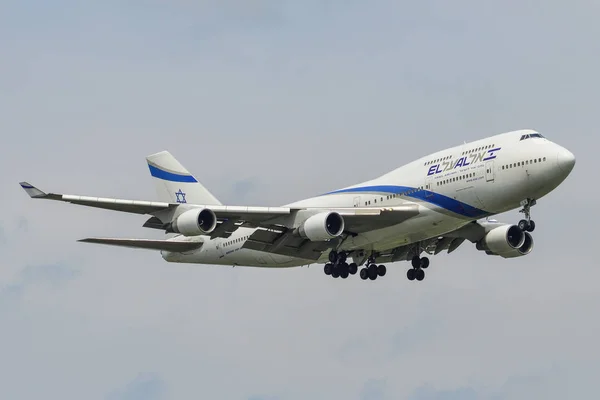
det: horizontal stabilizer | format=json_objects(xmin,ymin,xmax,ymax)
[{"xmin": 78, "ymin": 237, "xmax": 203, "ymax": 252}]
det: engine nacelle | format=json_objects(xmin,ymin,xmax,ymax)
[
  {"xmin": 169, "ymin": 208, "xmax": 217, "ymax": 236},
  {"xmin": 296, "ymin": 211, "xmax": 345, "ymax": 241},
  {"xmin": 476, "ymin": 224, "xmax": 525, "ymax": 254},
  {"xmin": 477, "ymin": 224, "xmax": 534, "ymax": 258},
  {"xmin": 491, "ymin": 232, "xmax": 534, "ymax": 258}
]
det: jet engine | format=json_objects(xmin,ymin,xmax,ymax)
[
  {"xmin": 296, "ymin": 211, "xmax": 345, "ymax": 241},
  {"xmin": 168, "ymin": 208, "xmax": 217, "ymax": 236},
  {"xmin": 476, "ymin": 224, "xmax": 534, "ymax": 258}
]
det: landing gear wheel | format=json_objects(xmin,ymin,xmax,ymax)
[
  {"xmin": 331, "ymin": 268, "xmax": 340, "ymax": 278},
  {"xmin": 407, "ymin": 268, "xmax": 416, "ymax": 281},
  {"xmin": 416, "ymin": 269, "xmax": 425, "ymax": 281},
  {"xmin": 367, "ymin": 264, "xmax": 378, "ymax": 280},
  {"xmin": 348, "ymin": 263, "xmax": 358, "ymax": 275},
  {"xmin": 377, "ymin": 265, "xmax": 386, "ymax": 277},
  {"xmin": 328, "ymin": 251, "xmax": 337, "ymax": 263},
  {"xmin": 518, "ymin": 219, "xmax": 529, "ymax": 231},
  {"xmin": 420, "ymin": 257, "xmax": 430, "ymax": 269},
  {"xmin": 360, "ymin": 268, "xmax": 368, "ymax": 280},
  {"xmin": 340, "ymin": 268, "xmax": 349, "ymax": 279},
  {"xmin": 411, "ymin": 256, "xmax": 421, "ymax": 269},
  {"xmin": 324, "ymin": 263, "xmax": 332, "ymax": 275},
  {"xmin": 527, "ymin": 220, "xmax": 536, "ymax": 232}
]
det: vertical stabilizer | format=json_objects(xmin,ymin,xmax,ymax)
[{"xmin": 145, "ymin": 151, "xmax": 222, "ymax": 205}]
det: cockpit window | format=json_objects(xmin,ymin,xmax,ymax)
[{"xmin": 520, "ymin": 133, "xmax": 545, "ymax": 141}]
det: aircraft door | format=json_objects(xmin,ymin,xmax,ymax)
[
  {"xmin": 353, "ymin": 196, "xmax": 361, "ymax": 207},
  {"xmin": 425, "ymin": 178, "xmax": 434, "ymax": 198},
  {"xmin": 485, "ymin": 161, "xmax": 495, "ymax": 182},
  {"xmin": 216, "ymin": 239, "xmax": 225, "ymax": 258}
]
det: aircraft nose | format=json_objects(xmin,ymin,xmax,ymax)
[{"xmin": 556, "ymin": 146, "xmax": 576, "ymax": 174}]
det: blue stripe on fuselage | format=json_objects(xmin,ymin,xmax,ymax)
[
  {"xmin": 148, "ymin": 164, "xmax": 198, "ymax": 183},
  {"xmin": 324, "ymin": 185, "xmax": 489, "ymax": 219}
]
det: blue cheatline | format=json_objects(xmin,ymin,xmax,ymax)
[
  {"xmin": 148, "ymin": 164, "xmax": 198, "ymax": 183},
  {"xmin": 323, "ymin": 185, "xmax": 490, "ymax": 219}
]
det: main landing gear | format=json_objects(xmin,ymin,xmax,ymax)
[
  {"xmin": 323, "ymin": 251, "xmax": 386, "ymax": 281},
  {"xmin": 518, "ymin": 198, "xmax": 537, "ymax": 232},
  {"xmin": 323, "ymin": 251, "xmax": 358, "ymax": 279},
  {"xmin": 406, "ymin": 255, "xmax": 429, "ymax": 282},
  {"xmin": 358, "ymin": 255, "xmax": 386, "ymax": 281}
]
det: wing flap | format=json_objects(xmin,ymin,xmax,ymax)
[
  {"xmin": 78, "ymin": 237, "xmax": 203, "ymax": 252},
  {"xmin": 340, "ymin": 204, "xmax": 420, "ymax": 233},
  {"xmin": 243, "ymin": 228, "xmax": 333, "ymax": 261}
]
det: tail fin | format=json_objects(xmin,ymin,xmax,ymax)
[{"xmin": 146, "ymin": 151, "xmax": 222, "ymax": 205}]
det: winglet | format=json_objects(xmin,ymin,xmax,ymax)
[{"xmin": 19, "ymin": 182, "xmax": 47, "ymax": 198}]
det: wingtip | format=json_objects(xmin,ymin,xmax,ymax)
[{"xmin": 19, "ymin": 182, "xmax": 47, "ymax": 198}]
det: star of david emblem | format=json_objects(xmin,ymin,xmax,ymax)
[{"xmin": 175, "ymin": 189, "xmax": 187, "ymax": 203}]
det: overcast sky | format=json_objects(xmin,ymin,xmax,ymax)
[{"xmin": 0, "ymin": 1, "xmax": 597, "ymax": 399}]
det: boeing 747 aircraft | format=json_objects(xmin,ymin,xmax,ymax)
[{"xmin": 20, "ymin": 129, "xmax": 575, "ymax": 282}]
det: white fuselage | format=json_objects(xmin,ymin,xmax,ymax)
[{"xmin": 161, "ymin": 129, "xmax": 575, "ymax": 267}]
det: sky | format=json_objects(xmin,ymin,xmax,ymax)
[{"xmin": 0, "ymin": 0, "xmax": 597, "ymax": 399}]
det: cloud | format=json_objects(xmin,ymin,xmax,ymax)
[
  {"xmin": 0, "ymin": 222, "xmax": 5, "ymax": 246},
  {"xmin": 0, "ymin": 262, "xmax": 79, "ymax": 312},
  {"xmin": 107, "ymin": 374, "xmax": 166, "ymax": 400},
  {"xmin": 247, "ymin": 395, "xmax": 280, "ymax": 400},
  {"xmin": 360, "ymin": 379, "xmax": 387, "ymax": 400},
  {"xmin": 410, "ymin": 385, "xmax": 479, "ymax": 400}
]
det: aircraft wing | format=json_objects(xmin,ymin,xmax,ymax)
[
  {"xmin": 242, "ymin": 205, "xmax": 420, "ymax": 260},
  {"xmin": 78, "ymin": 237, "xmax": 204, "ymax": 252},
  {"xmin": 20, "ymin": 182, "xmax": 420, "ymax": 243},
  {"xmin": 19, "ymin": 181, "xmax": 291, "ymax": 225},
  {"xmin": 374, "ymin": 220, "xmax": 506, "ymax": 264},
  {"xmin": 19, "ymin": 182, "xmax": 173, "ymax": 214}
]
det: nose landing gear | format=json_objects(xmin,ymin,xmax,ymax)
[{"xmin": 518, "ymin": 198, "xmax": 537, "ymax": 232}]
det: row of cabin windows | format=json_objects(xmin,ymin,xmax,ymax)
[
  {"xmin": 461, "ymin": 144, "xmax": 495, "ymax": 156},
  {"xmin": 424, "ymin": 155, "xmax": 452, "ymax": 166},
  {"xmin": 436, "ymin": 173, "xmax": 475, "ymax": 186},
  {"xmin": 502, "ymin": 157, "xmax": 546, "ymax": 170},
  {"xmin": 423, "ymin": 143, "xmax": 496, "ymax": 167},
  {"xmin": 225, "ymin": 235, "xmax": 250, "ymax": 246},
  {"xmin": 362, "ymin": 188, "xmax": 426, "ymax": 206}
]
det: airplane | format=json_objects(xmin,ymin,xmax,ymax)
[{"xmin": 20, "ymin": 129, "xmax": 575, "ymax": 282}]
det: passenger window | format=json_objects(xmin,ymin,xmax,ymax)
[{"xmin": 543, "ymin": 157, "xmax": 546, "ymax": 161}]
